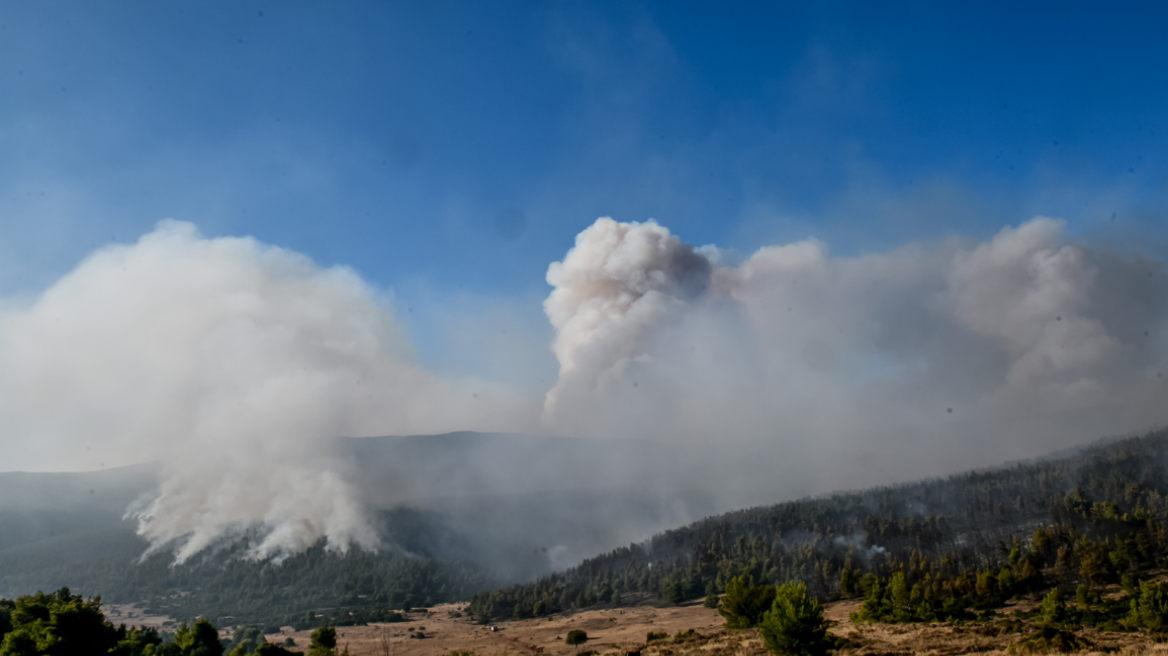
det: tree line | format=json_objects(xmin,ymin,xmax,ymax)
[
  {"xmin": 0, "ymin": 508, "xmax": 499, "ymax": 629},
  {"xmin": 0, "ymin": 587, "xmax": 348, "ymax": 656}
]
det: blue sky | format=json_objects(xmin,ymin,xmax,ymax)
[{"xmin": 2, "ymin": 1, "xmax": 1166, "ymax": 379}]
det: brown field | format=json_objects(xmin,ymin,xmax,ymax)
[
  {"xmin": 105, "ymin": 603, "xmax": 181, "ymax": 631},
  {"xmin": 241, "ymin": 595, "xmax": 1168, "ymax": 656},
  {"xmin": 258, "ymin": 597, "xmax": 727, "ymax": 656}
]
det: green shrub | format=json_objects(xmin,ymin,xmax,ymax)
[
  {"xmin": 661, "ymin": 577, "xmax": 685, "ymax": 605},
  {"xmin": 838, "ymin": 568, "xmax": 855, "ymax": 598},
  {"xmin": 565, "ymin": 629, "xmax": 588, "ymax": 645},
  {"xmin": 1039, "ymin": 590, "xmax": 1069, "ymax": 627},
  {"xmin": 255, "ymin": 644, "xmax": 303, "ymax": 656},
  {"xmin": 1074, "ymin": 584, "xmax": 1099, "ymax": 609},
  {"xmin": 646, "ymin": 631, "xmax": 668, "ymax": 642},
  {"xmin": 757, "ymin": 582, "xmax": 830, "ymax": 656},
  {"xmin": 1128, "ymin": 580, "xmax": 1168, "ymax": 631},
  {"xmin": 718, "ymin": 576, "xmax": 777, "ymax": 629},
  {"xmin": 228, "ymin": 624, "xmax": 268, "ymax": 656},
  {"xmin": 849, "ymin": 572, "xmax": 948, "ymax": 623},
  {"xmin": 1008, "ymin": 627, "xmax": 1093, "ymax": 654}
]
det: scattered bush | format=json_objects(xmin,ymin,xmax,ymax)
[
  {"xmin": 1039, "ymin": 590, "xmax": 1069, "ymax": 627},
  {"xmin": 646, "ymin": 631, "xmax": 668, "ymax": 642},
  {"xmin": 1128, "ymin": 580, "xmax": 1168, "ymax": 631},
  {"xmin": 310, "ymin": 625, "xmax": 337, "ymax": 651},
  {"xmin": 718, "ymin": 577, "xmax": 777, "ymax": 629},
  {"xmin": 758, "ymin": 582, "xmax": 830, "ymax": 656},
  {"xmin": 565, "ymin": 629, "xmax": 588, "ymax": 645},
  {"xmin": 255, "ymin": 644, "xmax": 302, "ymax": 656},
  {"xmin": 228, "ymin": 624, "xmax": 268, "ymax": 656},
  {"xmin": 1008, "ymin": 627, "xmax": 1093, "ymax": 654}
]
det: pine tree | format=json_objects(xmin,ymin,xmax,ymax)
[
  {"xmin": 1040, "ymin": 589, "xmax": 1068, "ymax": 627},
  {"xmin": 718, "ymin": 577, "xmax": 776, "ymax": 629},
  {"xmin": 839, "ymin": 568, "xmax": 855, "ymax": 598},
  {"xmin": 758, "ymin": 582, "xmax": 830, "ymax": 656},
  {"xmin": 1128, "ymin": 581, "xmax": 1168, "ymax": 631}
]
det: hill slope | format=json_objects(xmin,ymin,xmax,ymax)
[
  {"xmin": 0, "ymin": 432, "xmax": 723, "ymax": 626},
  {"xmin": 468, "ymin": 429, "xmax": 1168, "ymax": 621}
]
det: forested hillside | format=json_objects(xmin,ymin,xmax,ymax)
[
  {"xmin": 0, "ymin": 508, "xmax": 497, "ymax": 630},
  {"xmin": 0, "ymin": 433, "xmax": 716, "ymax": 628},
  {"xmin": 9, "ymin": 429, "xmax": 1168, "ymax": 631},
  {"xmin": 469, "ymin": 429, "xmax": 1168, "ymax": 622}
]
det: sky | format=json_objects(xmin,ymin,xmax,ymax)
[
  {"xmin": 3, "ymin": 1, "xmax": 1166, "ymax": 377},
  {"xmin": 2, "ymin": 2, "xmax": 1168, "ymax": 556}
]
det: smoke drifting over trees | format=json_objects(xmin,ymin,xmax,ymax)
[
  {"xmin": 0, "ymin": 216, "xmax": 1165, "ymax": 563},
  {"xmin": 0, "ymin": 221, "xmax": 537, "ymax": 562}
]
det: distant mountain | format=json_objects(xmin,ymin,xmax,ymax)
[{"xmin": 0, "ymin": 463, "xmax": 157, "ymax": 555}]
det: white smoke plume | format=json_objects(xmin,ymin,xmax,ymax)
[
  {"xmin": 0, "ymin": 220, "xmax": 538, "ymax": 562},
  {"xmin": 541, "ymin": 217, "xmax": 1168, "ymax": 493},
  {"xmin": 1, "ymin": 214, "xmax": 1164, "ymax": 564},
  {"xmin": 543, "ymin": 218, "xmax": 712, "ymax": 427}
]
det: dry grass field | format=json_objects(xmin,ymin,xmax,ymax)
[
  {"xmin": 239, "ymin": 594, "xmax": 1168, "ymax": 656},
  {"xmin": 105, "ymin": 603, "xmax": 181, "ymax": 631},
  {"xmin": 258, "ymin": 597, "xmax": 727, "ymax": 656}
]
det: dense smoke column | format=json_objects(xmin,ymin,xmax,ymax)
[{"xmin": 541, "ymin": 218, "xmax": 714, "ymax": 433}]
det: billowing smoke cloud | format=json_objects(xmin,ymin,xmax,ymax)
[
  {"xmin": 1, "ymin": 214, "xmax": 1164, "ymax": 565},
  {"xmin": 543, "ymin": 218, "xmax": 712, "ymax": 427},
  {"xmin": 0, "ymin": 220, "xmax": 538, "ymax": 561},
  {"xmin": 541, "ymin": 217, "xmax": 1168, "ymax": 493}
]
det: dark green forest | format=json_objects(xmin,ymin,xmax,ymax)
[
  {"xmin": 0, "ymin": 586, "xmax": 346, "ymax": 656},
  {"xmin": 468, "ymin": 428, "xmax": 1168, "ymax": 623},
  {"xmin": 0, "ymin": 433, "xmax": 718, "ymax": 628},
  {"xmin": 0, "ymin": 508, "xmax": 496, "ymax": 630}
]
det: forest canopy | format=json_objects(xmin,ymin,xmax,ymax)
[{"xmin": 468, "ymin": 429, "xmax": 1168, "ymax": 622}]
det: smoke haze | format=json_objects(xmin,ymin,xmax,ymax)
[
  {"xmin": 543, "ymin": 217, "xmax": 1168, "ymax": 490},
  {"xmin": 0, "ymin": 216, "xmax": 1165, "ymax": 563}
]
